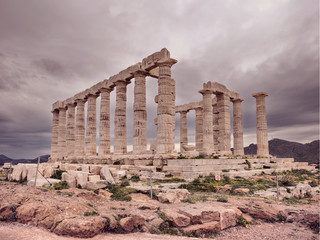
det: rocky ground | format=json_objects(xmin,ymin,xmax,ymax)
[{"xmin": 0, "ymin": 179, "xmax": 319, "ymax": 239}]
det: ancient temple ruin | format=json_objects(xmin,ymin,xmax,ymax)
[{"xmin": 50, "ymin": 48, "xmax": 271, "ymax": 164}]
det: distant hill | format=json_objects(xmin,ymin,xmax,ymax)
[
  {"xmin": 244, "ymin": 138, "xmax": 319, "ymax": 164},
  {"xmin": 0, "ymin": 154, "xmax": 50, "ymax": 166}
]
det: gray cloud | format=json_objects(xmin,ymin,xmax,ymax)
[{"xmin": 0, "ymin": 0, "xmax": 318, "ymax": 158}]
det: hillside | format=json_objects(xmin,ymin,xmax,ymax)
[
  {"xmin": 0, "ymin": 154, "xmax": 49, "ymax": 166},
  {"xmin": 245, "ymin": 138, "xmax": 319, "ymax": 164}
]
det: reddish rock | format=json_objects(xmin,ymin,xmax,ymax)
[
  {"xmin": 182, "ymin": 221, "xmax": 220, "ymax": 235},
  {"xmin": 216, "ymin": 185, "xmax": 232, "ymax": 193},
  {"xmin": 239, "ymin": 201, "xmax": 283, "ymax": 222},
  {"xmin": 0, "ymin": 202, "xmax": 15, "ymax": 221},
  {"xmin": 233, "ymin": 188, "xmax": 250, "ymax": 195},
  {"xmin": 53, "ymin": 216, "xmax": 106, "ymax": 238},
  {"xmin": 120, "ymin": 217, "xmax": 135, "ymax": 232},
  {"xmin": 103, "ymin": 214, "xmax": 117, "ymax": 230},
  {"xmin": 220, "ymin": 209, "xmax": 237, "ymax": 230},
  {"xmin": 201, "ymin": 209, "xmax": 220, "ymax": 223},
  {"xmin": 160, "ymin": 209, "xmax": 190, "ymax": 227}
]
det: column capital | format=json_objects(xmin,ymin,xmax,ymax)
[
  {"xmin": 115, "ymin": 79, "xmax": 130, "ymax": 86},
  {"xmin": 157, "ymin": 58, "xmax": 178, "ymax": 67},
  {"xmin": 252, "ymin": 92, "xmax": 268, "ymax": 98},
  {"xmin": 199, "ymin": 89, "xmax": 213, "ymax": 95},
  {"xmin": 178, "ymin": 110, "xmax": 189, "ymax": 114},
  {"xmin": 75, "ymin": 98, "xmax": 86, "ymax": 104},
  {"xmin": 66, "ymin": 102, "xmax": 76, "ymax": 109},
  {"xmin": 232, "ymin": 98, "xmax": 244, "ymax": 103},
  {"xmin": 100, "ymin": 87, "xmax": 113, "ymax": 93}
]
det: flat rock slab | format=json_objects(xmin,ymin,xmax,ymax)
[{"xmin": 27, "ymin": 178, "xmax": 61, "ymax": 187}]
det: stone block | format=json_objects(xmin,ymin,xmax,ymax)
[
  {"xmin": 27, "ymin": 178, "xmax": 61, "ymax": 187},
  {"xmin": 88, "ymin": 175, "xmax": 101, "ymax": 183},
  {"xmin": 90, "ymin": 165, "xmax": 102, "ymax": 175},
  {"xmin": 100, "ymin": 165, "xmax": 115, "ymax": 184},
  {"xmin": 68, "ymin": 171, "xmax": 88, "ymax": 188},
  {"xmin": 157, "ymin": 189, "xmax": 190, "ymax": 204},
  {"xmin": 86, "ymin": 181, "xmax": 108, "ymax": 190},
  {"xmin": 81, "ymin": 165, "xmax": 90, "ymax": 173},
  {"xmin": 11, "ymin": 164, "xmax": 23, "ymax": 181},
  {"xmin": 182, "ymin": 221, "xmax": 220, "ymax": 235},
  {"xmin": 160, "ymin": 209, "xmax": 190, "ymax": 227},
  {"xmin": 219, "ymin": 209, "xmax": 237, "ymax": 230},
  {"xmin": 61, "ymin": 172, "xmax": 77, "ymax": 188}
]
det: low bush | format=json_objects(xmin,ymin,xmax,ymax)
[
  {"xmin": 53, "ymin": 181, "xmax": 68, "ymax": 190},
  {"xmin": 51, "ymin": 170, "xmax": 66, "ymax": 180}
]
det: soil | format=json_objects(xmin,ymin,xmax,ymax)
[{"xmin": 0, "ymin": 221, "xmax": 318, "ymax": 240}]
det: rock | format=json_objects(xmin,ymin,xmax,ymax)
[
  {"xmin": 233, "ymin": 188, "xmax": 250, "ymax": 195},
  {"xmin": 216, "ymin": 185, "xmax": 232, "ymax": 193},
  {"xmin": 157, "ymin": 189, "xmax": 190, "ymax": 203},
  {"xmin": 230, "ymin": 207, "xmax": 242, "ymax": 220},
  {"xmin": 182, "ymin": 221, "xmax": 220, "ymax": 235},
  {"xmin": 291, "ymin": 183, "xmax": 312, "ymax": 198},
  {"xmin": 117, "ymin": 170, "xmax": 126, "ymax": 178},
  {"xmin": 103, "ymin": 214, "xmax": 117, "ymax": 230},
  {"xmin": 61, "ymin": 172, "xmax": 77, "ymax": 188},
  {"xmin": 90, "ymin": 165, "xmax": 102, "ymax": 175},
  {"xmin": 242, "ymin": 213, "xmax": 254, "ymax": 223},
  {"xmin": 119, "ymin": 215, "xmax": 145, "ymax": 232},
  {"xmin": 81, "ymin": 165, "xmax": 90, "ymax": 173},
  {"xmin": 11, "ymin": 164, "xmax": 23, "ymax": 181},
  {"xmin": 182, "ymin": 144, "xmax": 196, "ymax": 152},
  {"xmin": 43, "ymin": 165, "xmax": 55, "ymax": 178},
  {"xmin": 0, "ymin": 202, "xmax": 15, "ymax": 221},
  {"xmin": 68, "ymin": 171, "xmax": 88, "ymax": 188},
  {"xmin": 201, "ymin": 209, "xmax": 220, "ymax": 223},
  {"xmin": 27, "ymin": 178, "xmax": 60, "ymax": 187},
  {"xmin": 88, "ymin": 175, "xmax": 101, "ymax": 183},
  {"xmin": 2, "ymin": 163, "xmax": 11, "ymax": 169},
  {"xmin": 26, "ymin": 164, "xmax": 37, "ymax": 181},
  {"xmin": 86, "ymin": 181, "xmax": 107, "ymax": 190},
  {"xmin": 100, "ymin": 165, "xmax": 115, "ymax": 184},
  {"xmin": 160, "ymin": 209, "xmax": 190, "ymax": 227},
  {"xmin": 64, "ymin": 164, "xmax": 81, "ymax": 171},
  {"xmin": 178, "ymin": 208, "xmax": 203, "ymax": 224},
  {"xmin": 219, "ymin": 209, "xmax": 237, "ymax": 230},
  {"xmin": 53, "ymin": 216, "xmax": 106, "ymax": 238},
  {"xmin": 239, "ymin": 201, "xmax": 283, "ymax": 222}
]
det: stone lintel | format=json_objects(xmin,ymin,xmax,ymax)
[
  {"xmin": 119, "ymin": 63, "xmax": 141, "ymax": 80},
  {"xmin": 90, "ymin": 81, "xmax": 104, "ymax": 94},
  {"xmin": 252, "ymin": 92, "xmax": 269, "ymax": 98},
  {"xmin": 148, "ymin": 67, "xmax": 159, "ymax": 78},
  {"xmin": 141, "ymin": 48, "xmax": 171, "ymax": 71},
  {"xmin": 131, "ymin": 69, "xmax": 148, "ymax": 77},
  {"xmin": 175, "ymin": 98, "xmax": 218, "ymax": 113},
  {"xmin": 52, "ymin": 101, "xmax": 65, "ymax": 111}
]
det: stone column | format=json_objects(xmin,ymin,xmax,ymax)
[
  {"xmin": 216, "ymin": 93, "xmax": 231, "ymax": 155},
  {"xmin": 232, "ymin": 98, "xmax": 244, "ymax": 155},
  {"xmin": 156, "ymin": 59, "xmax": 177, "ymax": 154},
  {"xmin": 75, "ymin": 99, "xmax": 86, "ymax": 157},
  {"xmin": 66, "ymin": 103, "xmax": 76, "ymax": 157},
  {"xmin": 253, "ymin": 92, "xmax": 269, "ymax": 157},
  {"xmin": 50, "ymin": 110, "xmax": 59, "ymax": 160},
  {"xmin": 85, "ymin": 94, "xmax": 98, "ymax": 156},
  {"xmin": 179, "ymin": 110, "xmax": 188, "ymax": 152},
  {"xmin": 57, "ymin": 106, "xmax": 67, "ymax": 159},
  {"xmin": 200, "ymin": 90, "xmax": 214, "ymax": 155},
  {"xmin": 133, "ymin": 71, "xmax": 147, "ymax": 154},
  {"xmin": 114, "ymin": 80, "xmax": 128, "ymax": 154},
  {"xmin": 99, "ymin": 88, "xmax": 111, "ymax": 156},
  {"xmin": 213, "ymin": 104, "xmax": 219, "ymax": 151},
  {"xmin": 195, "ymin": 107, "xmax": 203, "ymax": 152}
]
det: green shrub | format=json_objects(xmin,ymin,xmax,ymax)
[
  {"xmin": 237, "ymin": 216, "xmax": 250, "ymax": 227},
  {"xmin": 84, "ymin": 211, "xmax": 99, "ymax": 216},
  {"xmin": 177, "ymin": 154, "xmax": 188, "ymax": 159},
  {"xmin": 107, "ymin": 183, "xmax": 136, "ymax": 202},
  {"xmin": 309, "ymin": 180, "xmax": 318, "ymax": 187},
  {"xmin": 51, "ymin": 170, "xmax": 66, "ymax": 180},
  {"xmin": 277, "ymin": 212, "xmax": 287, "ymax": 222},
  {"xmin": 279, "ymin": 175, "xmax": 296, "ymax": 187},
  {"xmin": 53, "ymin": 181, "xmax": 68, "ymax": 190},
  {"xmin": 130, "ymin": 175, "xmax": 140, "ymax": 182}
]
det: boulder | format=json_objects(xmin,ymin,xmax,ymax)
[
  {"xmin": 90, "ymin": 165, "xmax": 102, "ymax": 175},
  {"xmin": 182, "ymin": 221, "xmax": 220, "ymax": 235},
  {"xmin": 0, "ymin": 201, "xmax": 15, "ymax": 221},
  {"xmin": 27, "ymin": 178, "xmax": 60, "ymax": 187},
  {"xmin": 216, "ymin": 185, "xmax": 232, "ymax": 193},
  {"xmin": 219, "ymin": 209, "xmax": 237, "ymax": 230},
  {"xmin": 69, "ymin": 171, "xmax": 88, "ymax": 188},
  {"xmin": 2, "ymin": 163, "xmax": 11, "ymax": 169},
  {"xmin": 11, "ymin": 164, "xmax": 23, "ymax": 181},
  {"xmin": 103, "ymin": 214, "xmax": 117, "ymax": 230},
  {"xmin": 100, "ymin": 165, "xmax": 115, "ymax": 184},
  {"xmin": 81, "ymin": 165, "xmax": 90, "ymax": 173},
  {"xmin": 158, "ymin": 189, "xmax": 190, "ymax": 203},
  {"xmin": 86, "ymin": 181, "xmax": 108, "ymax": 190},
  {"xmin": 53, "ymin": 216, "xmax": 106, "ymax": 238},
  {"xmin": 43, "ymin": 165, "xmax": 55, "ymax": 178},
  {"xmin": 120, "ymin": 215, "xmax": 145, "ymax": 232},
  {"xmin": 291, "ymin": 183, "xmax": 312, "ymax": 198},
  {"xmin": 61, "ymin": 172, "xmax": 77, "ymax": 188},
  {"xmin": 88, "ymin": 175, "xmax": 101, "ymax": 183},
  {"xmin": 160, "ymin": 209, "xmax": 190, "ymax": 227},
  {"xmin": 233, "ymin": 188, "xmax": 250, "ymax": 195}
]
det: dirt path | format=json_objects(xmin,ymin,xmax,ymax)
[{"xmin": 0, "ymin": 222, "xmax": 318, "ymax": 240}]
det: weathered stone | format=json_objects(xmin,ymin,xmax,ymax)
[
  {"xmin": 85, "ymin": 94, "xmax": 98, "ymax": 156},
  {"xmin": 160, "ymin": 209, "xmax": 190, "ymax": 227},
  {"xmin": 157, "ymin": 189, "xmax": 190, "ymax": 203},
  {"xmin": 219, "ymin": 209, "xmax": 237, "ymax": 230},
  {"xmin": 86, "ymin": 181, "xmax": 107, "ymax": 190},
  {"xmin": 120, "ymin": 215, "xmax": 145, "ymax": 232},
  {"xmin": 233, "ymin": 188, "xmax": 250, "ymax": 195},
  {"xmin": 27, "ymin": 178, "xmax": 61, "ymax": 187},
  {"xmin": 61, "ymin": 172, "xmax": 77, "ymax": 188},
  {"xmin": 232, "ymin": 98, "xmax": 244, "ymax": 155},
  {"xmin": 89, "ymin": 165, "xmax": 102, "ymax": 175},
  {"xmin": 239, "ymin": 201, "xmax": 283, "ymax": 222},
  {"xmin": 99, "ymin": 88, "xmax": 111, "ymax": 156},
  {"xmin": 53, "ymin": 216, "xmax": 106, "ymax": 238},
  {"xmin": 99, "ymin": 165, "xmax": 115, "ymax": 184},
  {"xmin": 182, "ymin": 221, "xmax": 220, "ymax": 235}
]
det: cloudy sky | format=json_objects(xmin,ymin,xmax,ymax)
[{"xmin": 0, "ymin": 0, "xmax": 318, "ymax": 159}]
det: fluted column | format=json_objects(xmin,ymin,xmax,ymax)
[
  {"xmin": 213, "ymin": 104, "xmax": 219, "ymax": 151},
  {"xmin": 200, "ymin": 90, "xmax": 214, "ymax": 154},
  {"xmin": 156, "ymin": 59, "xmax": 177, "ymax": 154},
  {"xmin": 133, "ymin": 71, "xmax": 147, "ymax": 154},
  {"xmin": 232, "ymin": 98, "xmax": 244, "ymax": 155},
  {"xmin": 114, "ymin": 80, "xmax": 128, "ymax": 154},
  {"xmin": 57, "ymin": 106, "xmax": 67, "ymax": 159},
  {"xmin": 66, "ymin": 103, "xmax": 76, "ymax": 157},
  {"xmin": 50, "ymin": 110, "xmax": 59, "ymax": 160},
  {"xmin": 75, "ymin": 99, "xmax": 86, "ymax": 156},
  {"xmin": 99, "ymin": 88, "xmax": 111, "ymax": 156},
  {"xmin": 195, "ymin": 107, "xmax": 203, "ymax": 152},
  {"xmin": 216, "ymin": 93, "xmax": 231, "ymax": 155},
  {"xmin": 179, "ymin": 111, "xmax": 188, "ymax": 152},
  {"xmin": 85, "ymin": 94, "xmax": 98, "ymax": 156},
  {"xmin": 253, "ymin": 92, "xmax": 269, "ymax": 157}
]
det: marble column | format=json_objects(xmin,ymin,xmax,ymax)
[
  {"xmin": 114, "ymin": 80, "xmax": 128, "ymax": 154},
  {"xmin": 75, "ymin": 99, "xmax": 86, "ymax": 156},
  {"xmin": 213, "ymin": 104, "xmax": 219, "ymax": 151},
  {"xmin": 50, "ymin": 110, "xmax": 59, "ymax": 160},
  {"xmin": 133, "ymin": 71, "xmax": 147, "ymax": 154},
  {"xmin": 57, "ymin": 106, "xmax": 67, "ymax": 158},
  {"xmin": 253, "ymin": 92, "xmax": 269, "ymax": 157},
  {"xmin": 200, "ymin": 90, "xmax": 214, "ymax": 154},
  {"xmin": 216, "ymin": 93, "xmax": 231, "ymax": 155},
  {"xmin": 195, "ymin": 107, "xmax": 203, "ymax": 152},
  {"xmin": 85, "ymin": 94, "xmax": 98, "ymax": 156},
  {"xmin": 156, "ymin": 59, "xmax": 177, "ymax": 154},
  {"xmin": 232, "ymin": 98, "xmax": 244, "ymax": 155},
  {"xmin": 179, "ymin": 110, "xmax": 188, "ymax": 152},
  {"xmin": 99, "ymin": 88, "xmax": 111, "ymax": 156},
  {"xmin": 66, "ymin": 103, "xmax": 76, "ymax": 157}
]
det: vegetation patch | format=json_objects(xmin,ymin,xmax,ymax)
[
  {"xmin": 237, "ymin": 216, "xmax": 251, "ymax": 227},
  {"xmin": 84, "ymin": 211, "xmax": 99, "ymax": 216},
  {"xmin": 130, "ymin": 174, "xmax": 140, "ymax": 182},
  {"xmin": 107, "ymin": 183, "xmax": 136, "ymax": 202},
  {"xmin": 51, "ymin": 170, "xmax": 66, "ymax": 180},
  {"xmin": 53, "ymin": 181, "xmax": 68, "ymax": 190}
]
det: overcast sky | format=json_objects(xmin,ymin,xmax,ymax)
[{"xmin": 0, "ymin": 0, "xmax": 318, "ymax": 159}]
